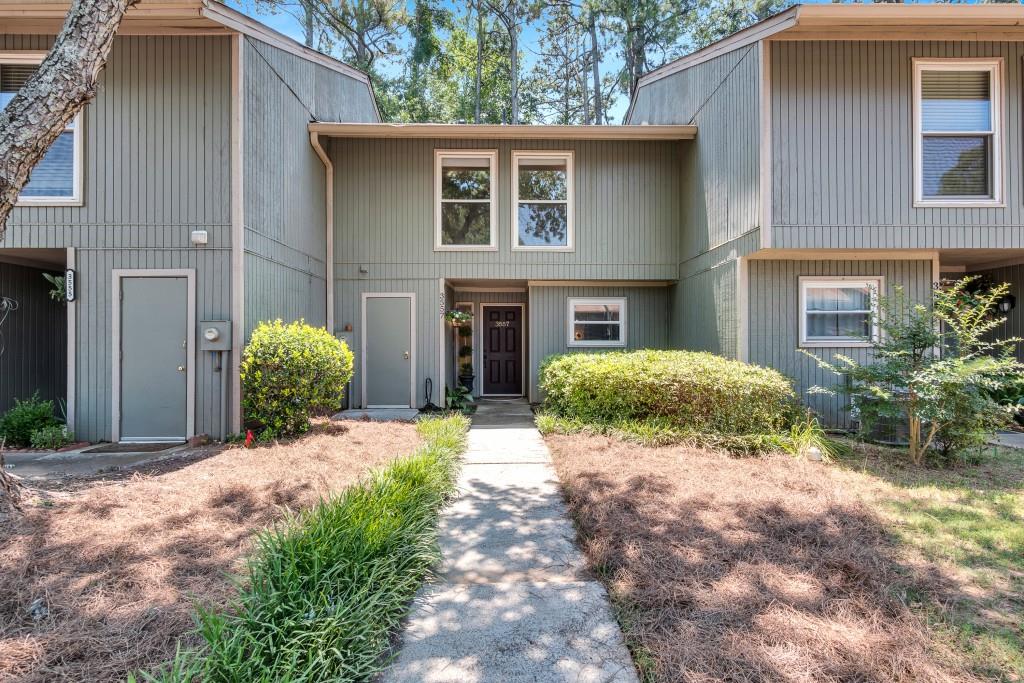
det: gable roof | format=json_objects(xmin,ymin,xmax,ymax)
[
  {"xmin": 0, "ymin": 0, "xmax": 379, "ymax": 120},
  {"xmin": 634, "ymin": 3, "xmax": 1024, "ymax": 91}
]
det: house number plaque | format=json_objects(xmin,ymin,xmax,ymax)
[{"xmin": 493, "ymin": 321, "xmax": 511, "ymax": 328}]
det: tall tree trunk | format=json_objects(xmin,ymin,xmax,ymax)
[
  {"xmin": 0, "ymin": 0, "xmax": 135, "ymax": 235},
  {"xmin": 509, "ymin": 27, "xmax": 519, "ymax": 124},
  {"xmin": 588, "ymin": 12, "xmax": 603, "ymax": 124},
  {"xmin": 303, "ymin": 1, "xmax": 315, "ymax": 48},
  {"xmin": 475, "ymin": 2, "xmax": 483, "ymax": 123}
]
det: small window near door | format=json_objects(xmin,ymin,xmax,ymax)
[
  {"xmin": 914, "ymin": 59, "xmax": 1002, "ymax": 206},
  {"xmin": 435, "ymin": 149, "xmax": 497, "ymax": 250},
  {"xmin": 567, "ymin": 297, "xmax": 625, "ymax": 347},
  {"xmin": 2, "ymin": 53, "xmax": 83, "ymax": 205},
  {"xmin": 799, "ymin": 277, "xmax": 881, "ymax": 347},
  {"xmin": 513, "ymin": 151, "xmax": 573, "ymax": 250}
]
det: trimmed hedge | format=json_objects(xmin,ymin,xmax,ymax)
[
  {"xmin": 241, "ymin": 319, "xmax": 354, "ymax": 438},
  {"xmin": 539, "ymin": 350, "xmax": 800, "ymax": 436}
]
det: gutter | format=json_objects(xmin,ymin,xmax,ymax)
[{"xmin": 309, "ymin": 131, "xmax": 334, "ymax": 334}]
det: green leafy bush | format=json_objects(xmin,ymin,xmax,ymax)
[
  {"xmin": 539, "ymin": 350, "xmax": 801, "ymax": 436},
  {"xmin": 0, "ymin": 393, "xmax": 58, "ymax": 448},
  {"xmin": 30, "ymin": 424, "xmax": 74, "ymax": 450},
  {"xmin": 133, "ymin": 415, "xmax": 468, "ymax": 683},
  {"xmin": 241, "ymin": 320, "xmax": 354, "ymax": 438}
]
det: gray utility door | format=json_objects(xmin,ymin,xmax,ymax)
[
  {"xmin": 364, "ymin": 295, "xmax": 413, "ymax": 407},
  {"xmin": 120, "ymin": 277, "xmax": 189, "ymax": 440}
]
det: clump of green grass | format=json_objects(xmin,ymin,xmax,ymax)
[{"xmin": 133, "ymin": 414, "xmax": 468, "ymax": 683}]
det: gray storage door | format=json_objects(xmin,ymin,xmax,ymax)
[
  {"xmin": 364, "ymin": 295, "xmax": 413, "ymax": 407},
  {"xmin": 120, "ymin": 277, "xmax": 188, "ymax": 440}
]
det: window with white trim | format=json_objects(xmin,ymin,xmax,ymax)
[
  {"xmin": 434, "ymin": 149, "xmax": 497, "ymax": 250},
  {"xmin": 512, "ymin": 150, "xmax": 573, "ymax": 250},
  {"xmin": 1, "ymin": 53, "xmax": 83, "ymax": 205},
  {"xmin": 914, "ymin": 59, "xmax": 1001, "ymax": 205},
  {"xmin": 567, "ymin": 297, "xmax": 625, "ymax": 347},
  {"xmin": 799, "ymin": 278, "xmax": 881, "ymax": 347}
]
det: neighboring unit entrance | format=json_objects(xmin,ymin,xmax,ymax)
[
  {"xmin": 482, "ymin": 305, "xmax": 523, "ymax": 396},
  {"xmin": 117, "ymin": 274, "xmax": 192, "ymax": 442},
  {"xmin": 363, "ymin": 293, "xmax": 415, "ymax": 408}
]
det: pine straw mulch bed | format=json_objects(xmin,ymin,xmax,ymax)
[
  {"xmin": 0, "ymin": 419, "xmax": 422, "ymax": 682},
  {"xmin": 546, "ymin": 432, "xmax": 981, "ymax": 683}
]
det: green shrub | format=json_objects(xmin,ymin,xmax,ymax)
[
  {"xmin": 30, "ymin": 424, "xmax": 73, "ymax": 450},
  {"xmin": 539, "ymin": 350, "xmax": 800, "ymax": 436},
  {"xmin": 241, "ymin": 319, "xmax": 354, "ymax": 437},
  {"xmin": 133, "ymin": 414, "xmax": 468, "ymax": 683},
  {"xmin": 0, "ymin": 393, "xmax": 58, "ymax": 448}
]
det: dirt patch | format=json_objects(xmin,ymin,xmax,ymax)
[
  {"xmin": 546, "ymin": 433, "xmax": 975, "ymax": 683},
  {"xmin": 0, "ymin": 420, "xmax": 421, "ymax": 682}
]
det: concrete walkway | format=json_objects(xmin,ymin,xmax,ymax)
[{"xmin": 383, "ymin": 399, "xmax": 638, "ymax": 683}]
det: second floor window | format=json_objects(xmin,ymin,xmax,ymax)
[
  {"xmin": 1, "ymin": 53, "xmax": 83, "ymax": 205},
  {"xmin": 513, "ymin": 151, "xmax": 573, "ymax": 250},
  {"xmin": 914, "ymin": 59, "xmax": 1001, "ymax": 206},
  {"xmin": 434, "ymin": 150, "xmax": 497, "ymax": 250}
]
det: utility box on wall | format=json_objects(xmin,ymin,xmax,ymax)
[{"xmin": 199, "ymin": 320, "xmax": 232, "ymax": 351}]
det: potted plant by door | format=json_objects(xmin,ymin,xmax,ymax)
[{"xmin": 459, "ymin": 361, "xmax": 475, "ymax": 392}]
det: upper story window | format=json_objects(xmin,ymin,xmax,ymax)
[
  {"xmin": 434, "ymin": 149, "xmax": 497, "ymax": 250},
  {"xmin": 914, "ymin": 58, "xmax": 1002, "ymax": 207},
  {"xmin": 567, "ymin": 297, "xmax": 625, "ymax": 347},
  {"xmin": 512, "ymin": 150, "xmax": 573, "ymax": 251},
  {"xmin": 799, "ymin": 277, "xmax": 881, "ymax": 348},
  {"xmin": 1, "ymin": 52, "xmax": 83, "ymax": 206}
]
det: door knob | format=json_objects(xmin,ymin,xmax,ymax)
[
  {"xmin": 177, "ymin": 366, "xmax": 186, "ymax": 372},
  {"xmin": 403, "ymin": 351, "xmax": 410, "ymax": 359}
]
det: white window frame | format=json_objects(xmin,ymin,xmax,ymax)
[
  {"xmin": 913, "ymin": 57, "xmax": 1003, "ymax": 208},
  {"xmin": 567, "ymin": 296, "xmax": 626, "ymax": 348},
  {"xmin": 2, "ymin": 51, "xmax": 84, "ymax": 207},
  {"xmin": 434, "ymin": 149, "xmax": 497, "ymax": 251},
  {"xmin": 798, "ymin": 276, "xmax": 883, "ymax": 348},
  {"xmin": 511, "ymin": 150, "xmax": 574, "ymax": 252}
]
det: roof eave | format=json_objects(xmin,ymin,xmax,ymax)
[{"xmin": 307, "ymin": 122, "xmax": 697, "ymax": 141}]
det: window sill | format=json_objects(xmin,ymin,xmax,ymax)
[
  {"xmin": 567, "ymin": 342, "xmax": 626, "ymax": 348},
  {"xmin": 913, "ymin": 199, "xmax": 1004, "ymax": 209},
  {"xmin": 433, "ymin": 245, "xmax": 498, "ymax": 252},
  {"xmin": 15, "ymin": 198, "xmax": 82, "ymax": 208},
  {"xmin": 799, "ymin": 340, "xmax": 874, "ymax": 349},
  {"xmin": 512, "ymin": 245, "xmax": 575, "ymax": 253}
]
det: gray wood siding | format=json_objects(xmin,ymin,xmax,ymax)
[
  {"xmin": 0, "ymin": 262, "xmax": 66, "ymax": 414},
  {"xmin": 748, "ymin": 259, "xmax": 933, "ymax": 427},
  {"xmin": 527, "ymin": 285, "xmax": 671, "ymax": 403},
  {"xmin": 676, "ymin": 260, "xmax": 738, "ymax": 358},
  {"xmin": 771, "ymin": 41, "xmax": 1024, "ymax": 249},
  {"xmin": 629, "ymin": 46, "xmax": 762, "ymax": 261},
  {"xmin": 0, "ymin": 35, "xmax": 233, "ymax": 441},
  {"xmin": 242, "ymin": 37, "xmax": 377, "ymax": 336},
  {"xmin": 450, "ymin": 289, "xmax": 528, "ymax": 396},
  {"xmin": 970, "ymin": 263, "xmax": 1024, "ymax": 361},
  {"xmin": 329, "ymin": 138, "xmax": 682, "ymax": 281}
]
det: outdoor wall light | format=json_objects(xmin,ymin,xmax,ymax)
[{"xmin": 998, "ymin": 294, "xmax": 1016, "ymax": 314}]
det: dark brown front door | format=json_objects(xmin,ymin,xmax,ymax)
[{"xmin": 482, "ymin": 306, "xmax": 523, "ymax": 395}]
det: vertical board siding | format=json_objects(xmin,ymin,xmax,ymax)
[
  {"xmin": 450, "ymin": 289, "xmax": 528, "ymax": 396},
  {"xmin": 330, "ymin": 138, "xmax": 682, "ymax": 281},
  {"xmin": 748, "ymin": 259, "xmax": 933, "ymax": 427},
  {"xmin": 0, "ymin": 263, "xmax": 67, "ymax": 414},
  {"xmin": 629, "ymin": 46, "xmax": 762, "ymax": 261},
  {"xmin": 0, "ymin": 34, "xmax": 233, "ymax": 441},
  {"xmin": 971, "ymin": 263, "xmax": 1024, "ymax": 361},
  {"xmin": 528, "ymin": 285, "xmax": 671, "ymax": 403},
  {"xmin": 771, "ymin": 41, "xmax": 1024, "ymax": 249},
  {"xmin": 678, "ymin": 259, "xmax": 738, "ymax": 357}
]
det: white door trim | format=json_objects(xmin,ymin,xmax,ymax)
[
  {"xmin": 479, "ymin": 302, "xmax": 526, "ymax": 397},
  {"xmin": 111, "ymin": 269, "xmax": 196, "ymax": 443},
  {"xmin": 361, "ymin": 292, "xmax": 416, "ymax": 409}
]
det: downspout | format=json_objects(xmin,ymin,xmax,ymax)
[{"xmin": 310, "ymin": 131, "xmax": 334, "ymax": 333}]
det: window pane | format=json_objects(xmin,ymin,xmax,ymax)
[
  {"xmin": 518, "ymin": 163, "xmax": 567, "ymax": 201},
  {"xmin": 921, "ymin": 70, "xmax": 991, "ymax": 132},
  {"xmin": 573, "ymin": 304, "xmax": 620, "ymax": 322},
  {"xmin": 517, "ymin": 203, "xmax": 567, "ymax": 246},
  {"xmin": 806, "ymin": 286, "xmax": 870, "ymax": 312},
  {"xmin": 20, "ymin": 131, "xmax": 74, "ymax": 198},
  {"xmin": 572, "ymin": 323, "xmax": 620, "ymax": 342},
  {"xmin": 0, "ymin": 63, "xmax": 36, "ymax": 109},
  {"xmin": 442, "ymin": 167, "xmax": 490, "ymax": 200},
  {"xmin": 441, "ymin": 202, "xmax": 491, "ymax": 245},
  {"xmin": 807, "ymin": 312, "xmax": 870, "ymax": 339},
  {"xmin": 922, "ymin": 135, "xmax": 989, "ymax": 198}
]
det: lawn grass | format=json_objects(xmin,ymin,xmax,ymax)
[
  {"xmin": 831, "ymin": 441, "xmax": 1024, "ymax": 680},
  {"xmin": 133, "ymin": 414, "xmax": 468, "ymax": 683}
]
